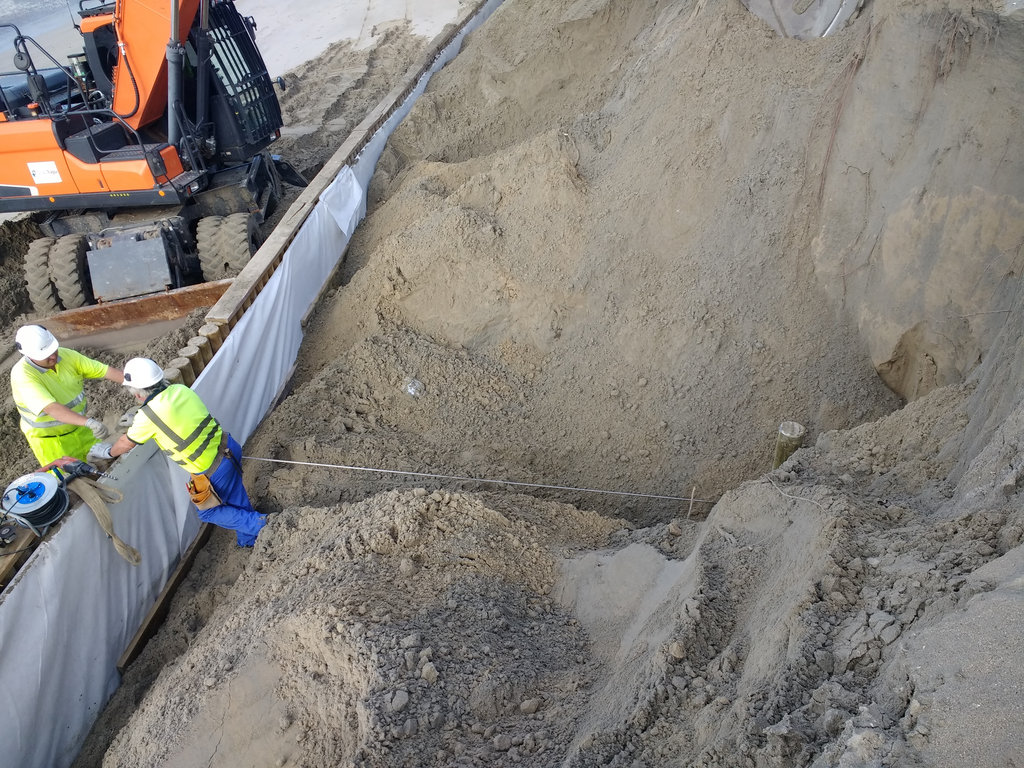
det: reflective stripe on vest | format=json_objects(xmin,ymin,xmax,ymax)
[{"xmin": 140, "ymin": 404, "xmax": 220, "ymax": 467}]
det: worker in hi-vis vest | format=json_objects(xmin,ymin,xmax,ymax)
[
  {"xmin": 10, "ymin": 324, "xmax": 123, "ymax": 466},
  {"xmin": 93, "ymin": 357, "xmax": 267, "ymax": 547}
]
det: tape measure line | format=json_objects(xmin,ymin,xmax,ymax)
[{"xmin": 241, "ymin": 456, "xmax": 716, "ymax": 505}]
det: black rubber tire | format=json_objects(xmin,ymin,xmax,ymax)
[
  {"xmin": 49, "ymin": 234, "xmax": 92, "ymax": 309},
  {"xmin": 196, "ymin": 215, "xmax": 225, "ymax": 281},
  {"xmin": 24, "ymin": 237, "xmax": 60, "ymax": 316},
  {"xmin": 217, "ymin": 212, "xmax": 262, "ymax": 277},
  {"xmin": 196, "ymin": 213, "xmax": 261, "ymax": 280}
]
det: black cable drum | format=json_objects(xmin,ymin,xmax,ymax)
[{"xmin": 1, "ymin": 472, "xmax": 70, "ymax": 532}]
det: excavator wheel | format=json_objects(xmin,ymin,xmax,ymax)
[
  {"xmin": 197, "ymin": 213, "xmax": 262, "ymax": 280},
  {"xmin": 196, "ymin": 215, "xmax": 225, "ymax": 280},
  {"xmin": 218, "ymin": 212, "xmax": 263, "ymax": 276},
  {"xmin": 24, "ymin": 237, "xmax": 61, "ymax": 316},
  {"xmin": 49, "ymin": 234, "xmax": 92, "ymax": 310}
]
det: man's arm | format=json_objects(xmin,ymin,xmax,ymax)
[
  {"xmin": 109, "ymin": 433, "xmax": 137, "ymax": 458},
  {"xmin": 40, "ymin": 401, "xmax": 109, "ymax": 438},
  {"xmin": 103, "ymin": 367, "xmax": 125, "ymax": 384},
  {"xmin": 41, "ymin": 401, "xmax": 89, "ymax": 427}
]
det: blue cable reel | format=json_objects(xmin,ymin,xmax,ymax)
[{"xmin": 1, "ymin": 471, "xmax": 70, "ymax": 538}]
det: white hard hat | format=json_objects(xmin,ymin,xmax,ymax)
[
  {"xmin": 123, "ymin": 357, "xmax": 165, "ymax": 389},
  {"xmin": 15, "ymin": 325, "xmax": 59, "ymax": 359}
]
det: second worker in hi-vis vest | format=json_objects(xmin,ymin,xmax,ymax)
[
  {"xmin": 10, "ymin": 324, "xmax": 122, "ymax": 466},
  {"xmin": 95, "ymin": 357, "xmax": 268, "ymax": 547}
]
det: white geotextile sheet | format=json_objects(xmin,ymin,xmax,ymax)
[{"xmin": 0, "ymin": 1, "xmax": 504, "ymax": 766}]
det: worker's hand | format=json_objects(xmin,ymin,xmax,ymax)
[
  {"xmin": 119, "ymin": 407, "xmax": 139, "ymax": 428},
  {"xmin": 87, "ymin": 442, "xmax": 114, "ymax": 461},
  {"xmin": 86, "ymin": 417, "xmax": 110, "ymax": 440}
]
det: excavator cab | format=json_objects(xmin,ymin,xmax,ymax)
[{"xmin": 0, "ymin": 0, "xmax": 305, "ymax": 312}]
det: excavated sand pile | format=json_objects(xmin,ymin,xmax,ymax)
[{"xmin": 16, "ymin": 0, "xmax": 1024, "ymax": 765}]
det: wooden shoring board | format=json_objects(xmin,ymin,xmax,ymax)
[
  {"xmin": 0, "ymin": 500, "xmax": 76, "ymax": 595},
  {"xmin": 0, "ymin": 526, "xmax": 39, "ymax": 592},
  {"xmin": 116, "ymin": 523, "xmax": 213, "ymax": 673},
  {"xmin": 44, "ymin": 280, "xmax": 233, "ymax": 338}
]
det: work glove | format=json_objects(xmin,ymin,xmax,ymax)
[
  {"xmin": 119, "ymin": 407, "xmax": 139, "ymax": 428},
  {"xmin": 87, "ymin": 442, "xmax": 113, "ymax": 461},
  {"xmin": 86, "ymin": 417, "xmax": 110, "ymax": 440}
]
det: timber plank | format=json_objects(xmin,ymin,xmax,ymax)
[{"xmin": 0, "ymin": 526, "xmax": 40, "ymax": 592}]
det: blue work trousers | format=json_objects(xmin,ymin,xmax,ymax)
[{"xmin": 205, "ymin": 434, "xmax": 266, "ymax": 547}]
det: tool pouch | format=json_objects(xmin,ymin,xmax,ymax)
[{"xmin": 187, "ymin": 473, "xmax": 222, "ymax": 510}]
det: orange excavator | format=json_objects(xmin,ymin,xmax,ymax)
[{"xmin": 0, "ymin": 0, "xmax": 305, "ymax": 313}]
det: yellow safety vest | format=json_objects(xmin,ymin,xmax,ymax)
[
  {"xmin": 10, "ymin": 348, "xmax": 109, "ymax": 437},
  {"xmin": 127, "ymin": 384, "xmax": 224, "ymax": 474}
]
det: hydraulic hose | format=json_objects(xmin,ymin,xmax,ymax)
[{"xmin": 111, "ymin": 1, "xmax": 140, "ymax": 120}]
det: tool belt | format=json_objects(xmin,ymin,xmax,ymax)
[
  {"xmin": 187, "ymin": 472, "xmax": 222, "ymax": 510},
  {"xmin": 188, "ymin": 434, "xmax": 230, "ymax": 510}
]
